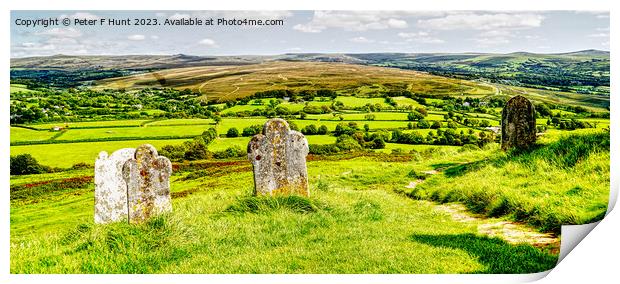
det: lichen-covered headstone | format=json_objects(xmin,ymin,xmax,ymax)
[
  {"xmin": 122, "ymin": 144, "xmax": 172, "ymax": 224},
  {"xmin": 94, "ymin": 148, "xmax": 135, "ymax": 224},
  {"xmin": 501, "ymin": 95, "xmax": 536, "ymax": 151},
  {"xmin": 248, "ymin": 118, "xmax": 310, "ymax": 196}
]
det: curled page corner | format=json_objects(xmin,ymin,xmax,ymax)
[
  {"xmin": 557, "ymin": 221, "xmax": 601, "ymax": 264},
  {"xmin": 515, "ymin": 269, "xmax": 553, "ymax": 282},
  {"xmin": 607, "ymin": 161, "xmax": 618, "ymax": 214}
]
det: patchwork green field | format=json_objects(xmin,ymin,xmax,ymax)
[
  {"xmin": 10, "ymin": 139, "xmax": 191, "ymax": 168},
  {"xmin": 9, "ymin": 54, "xmax": 611, "ymax": 274},
  {"xmin": 10, "ymin": 83, "xmax": 37, "ymax": 94}
]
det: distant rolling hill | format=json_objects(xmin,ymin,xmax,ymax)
[
  {"xmin": 10, "ymin": 50, "xmax": 610, "ymax": 106},
  {"xmin": 349, "ymin": 50, "xmax": 609, "ymax": 95},
  {"xmin": 10, "ymin": 54, "xmax": 269, "ymax": 70},
  {"xmin": 93, "ymin": 61, "xmax": 496, "ymax": 102},
  {"xmin": 11, "ymin": 50, "xmax": 609, "ymax": 94}
]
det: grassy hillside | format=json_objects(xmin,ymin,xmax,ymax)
[
  {"xmin": 11, "ymin": 146, "xmax": 566, "ymax": 273},
  {"xmin": 93, "ymin": 61, "xmax": 495, "ymax": 101}
]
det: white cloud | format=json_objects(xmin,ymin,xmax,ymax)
[
  {"xmin": 418, "ymin": 12, "xmax": 544, "ymax": 30},
  {"xmin": 397, "ymin": 31, "xmax": 444, "ymax": 44},
  {"xmin": 293, "ymin": 11, "xmax": 411, "ymax": 33},
  {"xmin": 576, "ymin": 11, "xmax": 610, "ymax": 19},
  {"xmin": 36, "ymin": 27, "xmax": 82, "ymax": 38},
  {"xmin": 601, "ymin": 40, "xmax": 609, "ymax": 48},
  {"xmin": 387, "ymin": 19, "xmax": 408, "ymax": 29},
  {"xmin": 151, "ymin": 35, "xmax": 159, "ymax": 40},
  {"xmin": 473, "ymin": 36, "xmax": 511, "ymax": 46},
  {"xmin": 293, "ymin": 23, "xmax": 322, "ymax": 33},
  {"xmin": 198, "ymin": 38, "xmax": 218, "ymax": 47},
  {"xmin": 211, "ymin": 11, "xmax": 292, "ymax": 19},
  {"xmin": 349, "ymin": 36, "xmax": 374, "ymax": 43},
  {"xmin": 127, "ymin": 34, "xmax": 146, "ymax": 41},
  {"xmin": 170, "ymin": 11, "xmax": 292, "ymax": 21},
  {"xmin": 70, "ymin": 12, "xmax": 100, "ymax": 20},
  {"xmin": 588, "ymin": 33, "xmax": 609, "ymax": 38},
  {"xmin": 168, "ymin": 13, "xmax": 191, "ymax": 20},
  {"xmin": 59, "ymin": 12, "xmax": 101, "ymax": 20}
]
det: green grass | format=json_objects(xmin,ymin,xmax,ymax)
[
  {"xmin": 218, "ymin": 118, "xmax": 415, "ymax": 132},
  {"xmin": 466, "ymin": 113, "xmax": 498, "ymax": 119},
  {"xmin": 145, "ymin": 119, "xmax": 214, "ymax": 126},
  {"xmin": 11, "ymin": 127, "xmax": 59, "ymax": 143},
  {"xmin": 216, "ymin": 118, "xmax": 269, "ymax": 132},
  {"xmin": 280, "ymin": 102, "xmax": 306, "ymax": 112},
  {"xmin": 293, "ymin": 120, "xmax": 412, "ymax": 131},
  {"xmin": 208, "ymin": 137, "xmax": 249, "ymax": 152},
  {"xmin": 10, "ymin": 153, "xmax": 558, "ymax": 273},
  {"xmin": 335, "ymin": 96, "xmax": 387, "ymax": 108},
  {"xmin": 57, "ymin": 125, "xmax": 209, "ymax": 141},
  {"xmin": 379, "ymin": 143, "xmax": 460, "ymax": 153},
  {"xmin": 10, "ymin": 84, "xmax": 37, "ymax": 94},
  {"xmin": 209, "ymin": 135, "xmax": 336, "ymax": 152},
  {"xmin": 307, "ymin": 135, "xmax": 337, "ymax": 145},
  {"xmin": 26, "ymin": 120, "xmax": 151, "ymax": 130},
  {"xmin": 306, "ymin": 112, "xmax": 414, "ymax": 121},
  {"xmin": 221, "ymin": 104, "xmax": 264, "ymax": 114},
  {"xmin": 392, "ymin": 96, "xmax": 423, "ymax": 108},
  {"xmin": 10, "ymin": 139, "xmax": 190, "ymax": 168},
  {"xmin": 403, "ymin": 132, "xmax": 610, "ymax": 233}
]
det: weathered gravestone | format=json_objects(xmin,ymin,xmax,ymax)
[
  {"xmin": 501, "ymin": 95, "xmax": 536, "ymax": 151},
  {"xmin": 122, "ymin": 144, "xmax": 173, "ymax": 224},
  {"xmin": 94, "ymin": 148, "xmax": 135, "ymax": 224},
  {"xmin": 247, "ymin": 118, "xmax": 310, "ymax": 196}
]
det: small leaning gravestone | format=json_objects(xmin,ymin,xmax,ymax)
[
  {"xmin": 247, "ymin": 118, "xmax": 310, "ymax": 196},
  {"xmin": 501, "ymin": 95, "xmax": 536, "ymax": 151},
  {"xmin": 122, "ymin": 144, "xmax": 173, "ymax": 224},
  {"xmin": 94, "ymin": 148, "xmax": 135, "ymax": 224}
]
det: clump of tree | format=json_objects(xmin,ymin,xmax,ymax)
[
  {"xmin": 330, "ymin": 122, "xmax": 387, "ymax": 150},
  {"xmin": 242, "ymin": 124, "xmax": 263, "ymax": 137},
  {"xmin": 300, "ymin": 124, "xmax": 329, "ymax": 135},
  {"xmin": 226, "ymin": 127, "xmax": 240, "ymax": 137},
  {"xmin": 10, "ymin": 154, "xmax": 51, "ymax": 175},
  {"xmin": 213, "ymin": 146, "xmax": 245, "ymax": 159},
  {"xmin": 159, "ymin": 128, "xmax": 218, "ymax": 161},
  {"xmin": 390, "ymin": 128, "xmax": 495, "ymax": 148},
  {"xmin": 547, "ymin": 118, "xmax": 595, "ymax": 130}
]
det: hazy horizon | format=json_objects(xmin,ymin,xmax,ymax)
[
  {"xmin": 11, "ymin": 11, "xmax": 610, "ymax": 58},
  {"xmin": 9, "ymin": 48, "xmax": 611, "ymax": 60}
]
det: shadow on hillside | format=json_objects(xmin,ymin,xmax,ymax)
[
  {"xmin": 410, "ymin": 233, "xmax": 558, "ymax": 274},
  {"xmin": 436, "ymin": 160, "xmax": 488, "ymax": 178},
  {"xmin": 437, "ymin": 132, "xmax": 609, "ymax": 178}
]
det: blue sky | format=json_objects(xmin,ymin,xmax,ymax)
[{"xmin": 10, "ymin": 10, "xmax": 609, "ymax": 57}]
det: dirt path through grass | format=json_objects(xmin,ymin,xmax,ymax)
[{"xmin": 405, "ymin": 168, "xmax": 560, "ymax": 254}]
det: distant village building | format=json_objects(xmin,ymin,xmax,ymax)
[
  {"xmin": 462, "ymin": 102, "xmax": 471, "ymax": 107},
  {"xmin": 52, "ymin": 126, "xmax": 63, "ymax": 131},
  {"xmin": 282, "ymin": 97, "xmax": 290, "ymax": 102},
  {"xmin": 485, "ymin": 126, "xmax": 500, "ymax": 134}
]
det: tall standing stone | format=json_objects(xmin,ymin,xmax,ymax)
[
  {"xmin": 247, "ymin": 118, "xmax": 310, "ymax": 196},
  {"xmin": 122, "ymin": 144, "xmax": 173, "ymax": 224},
  {"xmin": 94, "ymin": 148, "xmax": 135, "ymax": 224},
  {"xmin": 501, "ymin": 95, "xmax": 536, "ymax": 151}
]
